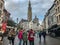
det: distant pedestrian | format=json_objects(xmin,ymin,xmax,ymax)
[
  {"xmin": 39, "ymin": 31, "xmax": 42, "ymax": 42},
  {"xmin": 42, "ymin": 30, "xmax": 46, "ymax": 42},
  {"xmin": 18, "ymin": 28, "xmax": 23, "ymax": 45},
  {"xmin": 8, "ymin": 28, "xmax": 16, "ymax": 45},
  {"xmin": 23, "ymin": 30, "xmax": 28, "ymax": 45},
  {"xmin": 37, "ymin": 31, "xmax": 39, "ymax": 38},
  {"xmin": 28, "ymin": 29, "xmax": 35, "ymax": 45}
]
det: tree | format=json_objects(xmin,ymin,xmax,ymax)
[
  {"xmin": 7, "ymin": 19, "xmax": 16, "ymax": 27},
  {"xmin": 17, "ymin": 24, "xmax": 23, "ymax": 30}
]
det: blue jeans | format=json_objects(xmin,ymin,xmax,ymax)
[{"xmin": 19, "ymin": 39, "xmax": 22, "ymax": 45}]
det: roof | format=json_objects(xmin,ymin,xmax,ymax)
[
  {"xmin": 3, "ymin": 9, "xmax": 11, "ymax": 15},
  {"xmin": 21, "ymin": 19, "xmax": 28, "ymax": 22},
  {"xmin": 19, "ymin": 19, "xmax": 28, "ymax": 24}
]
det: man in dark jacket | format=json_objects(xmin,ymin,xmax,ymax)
[
  {"xmin": 39, "ymin": 31, "xmax": 42, "ymax": 42},
  {"xmin": 42, "ymin": 30, "xmax": 46, "ymax": 42}
]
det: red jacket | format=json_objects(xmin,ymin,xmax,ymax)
[
  {"xmin": 28, "ymin": 30, "xmax": 34, "ymax": 41},
  {"xmin": 18, "ymin": 30, "xmax": 23, "ymax": 39},
  {"xmin": 2, "ymin": 22, "xmax": 7, "ymax": 32}
]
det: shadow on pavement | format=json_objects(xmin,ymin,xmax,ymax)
[
  {"xmin": 50, "ymin": 36, "xmax": 60, "ymax": 40},
  {"xmin": 39, "ymin": 40, "xmax": 46, "ymax": 45}
]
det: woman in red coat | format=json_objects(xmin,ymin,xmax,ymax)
[{"xmin": 28, "ymin": 29, "xmax": 35, "ymax": 45}]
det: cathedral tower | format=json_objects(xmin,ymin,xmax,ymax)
[{"xmin": 28, "ymin": 0, "xmax": 32, "ymax": 22}]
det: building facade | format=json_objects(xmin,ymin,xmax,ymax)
[
  {"xmin": 48, "ymin": 3, "xmax": 56, "ymax": 28},
  {"xmin": 0, "ymin": 0, "xmax": 4, "ymax": 15},
  {"xmin": 19, "ymin": 0, "xmax": 40, "ymax": 31},
  {"xmin": 0, "ymin": 0, "xmax": 4, "ymax": 23},
  {"xmin": 3, "ymin": 9, "xmax": 10, "ymax": 22},
  {"xmin": 0, "ymin": 0, "xmax": 10, "ymax": 27},
  {"xmin": 19, "ymin": 19, "xmax": 29, "ymax": 31},
  {"xmin": 19, "ymin": 17, "xmax": 40, "ymax": 31},
  {"xmin": 54, "ymin": 0, "xmax": 60, "ymax": 25},
  {"xmin": 43, "ymin": 0, "xmax": 60, "ymax": 30},
  {"xmin": 44, "ymin": 12, "xmax": 49, "ymax": 30},
  {"xmin": 43, "ymin": 0, "xmax": 58, "ymax": 29}
]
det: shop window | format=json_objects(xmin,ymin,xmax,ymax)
[
  {"xmin": 57, "ymin": 1, "xmax": 58, "ymax": 5},
  {"xmin": 0, "ymin": 3, "xmax": 2, "ymax": 9}
]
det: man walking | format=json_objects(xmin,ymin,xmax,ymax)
[
  {"xmin": 42, "ymin": 30, "xmax": 46, "ymax": 42},
  {"xmin": 39, "ymin": 31, "xmax": 42, "ymax": 42}
]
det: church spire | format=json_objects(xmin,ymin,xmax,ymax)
[
  {"xmin": 29, "ymin": 0, "xmax": 31, "ymax": 8},
  {"xmin": 35, "ymin": 15, "xmax": 37, "ymax": 18},
  {"xmin": 28, "ymin": 0, "xmax": 32, "ymax": 22}
]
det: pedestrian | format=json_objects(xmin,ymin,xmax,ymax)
[
  {"xmin": 8, "ymin": 29, "xmax": 11, "ymax": 45},
  {"xmin": 42, "ymin": 30, "xmax": 46, "ymax": 42},
  {"xmin": 23, "ymin": 30, "xmax": 28, "ymax": 45},
  {"xmin": 28, "ymin": 29, "xmax": 35, "ymax": 45},
  {"xmin": 39, "ymin": 31, "xmax": 42, "ymax": 42},
  {"xmin": 8, "ymin": 28, "xmax": 16, "ymax": 45},
  {"xmin": 0, "ymin": 28, "xmax": 3, "ymax": 42},
  {"xmin": 37, "ymin": 31, "xmax": 39, "ymax": 38},
  {"xmin": 18, "ymin": 28, "xmax": 23, "ymax": 45}
]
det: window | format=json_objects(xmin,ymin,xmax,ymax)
[
  {"xmin": 0, "ymin": 10, "xmax": 2, "ymax": 16},
  {"xmin": 58, "ymin": 7, "xmax": 59, "ymax": 12},
  {"xmin": 58, "ymin": 0, "xmax": 60, "ymax": 5},
  {"xmin": 56, "ymin": 9, "xmax": 57, "ymax": 12},
  {"xmin": 1, "ymin": 0, "xmax": 4, "ymax": 2},
  {"xmin": 59, "ymin": 7, "xmax": 60, "ymax": 12},
  {"xmin": 57, "ymin": 16, "xmax": 58, "ymax": 22},
  {"xmin": 56, "ymin": 9, "xmax": 58, "ymax": 13},
  {"xmin": 57, "ymin": 1, "xmax": 58, "ymax": 5},
  {"xmin": 59, "ymin": 0, "xmax": 60, "ymax": 1},
  {"xmin": 0, "ymin": 3, "xmax": 2, "ymax": 9},
  {"xmin": 59, "ymin": 15, "xmax": 60, "ymax": 20}
]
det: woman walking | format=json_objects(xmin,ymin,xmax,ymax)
[
  {"xmin": 8, "ymin": 28, "xmax": 16, "ymax": 45},
  {"xmin": 18, "ymin": 28, "xmax": 23, "ymax": 45}
]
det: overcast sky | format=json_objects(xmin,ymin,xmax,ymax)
[{"xmin": 4, "ymin": 0, "xmax": 54, "ymax": 24}]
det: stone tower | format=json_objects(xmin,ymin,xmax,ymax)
[{"xmin": 28, "ymin": 0, "xmax": 32, "ymax": 22}]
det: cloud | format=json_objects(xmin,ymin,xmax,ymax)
[{"xmin": 4, "ymin": 0, "xmax": 54, "ymax": 24}]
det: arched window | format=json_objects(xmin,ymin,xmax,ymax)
[
  {"xmin": 0, "ymin": 3, "xmax": 2, "ymax": 9},
  {"xmin": 0, "ymin": 10, "xmax": 2, "ymax": 16}
]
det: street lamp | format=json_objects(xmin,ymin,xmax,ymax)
[
  {"xmin": 17, "ymin": 18, "xmax": 18, "ymax": 24},
  {"xmin": 16, "ymin": 18, "xmax": 19, "ymax": 30}
]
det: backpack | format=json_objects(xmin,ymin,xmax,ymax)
[{"xmin": 30, "ymin": 33, "xmax": 34, "ymax": 38}]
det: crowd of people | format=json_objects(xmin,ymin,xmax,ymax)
[
  {"xmin": 7, "ymin": 28, "xmax": 46, "ymax": 45},
  {"xmin": 18, "ymin": 28, "xmax": 35, "ymax": 45}
]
